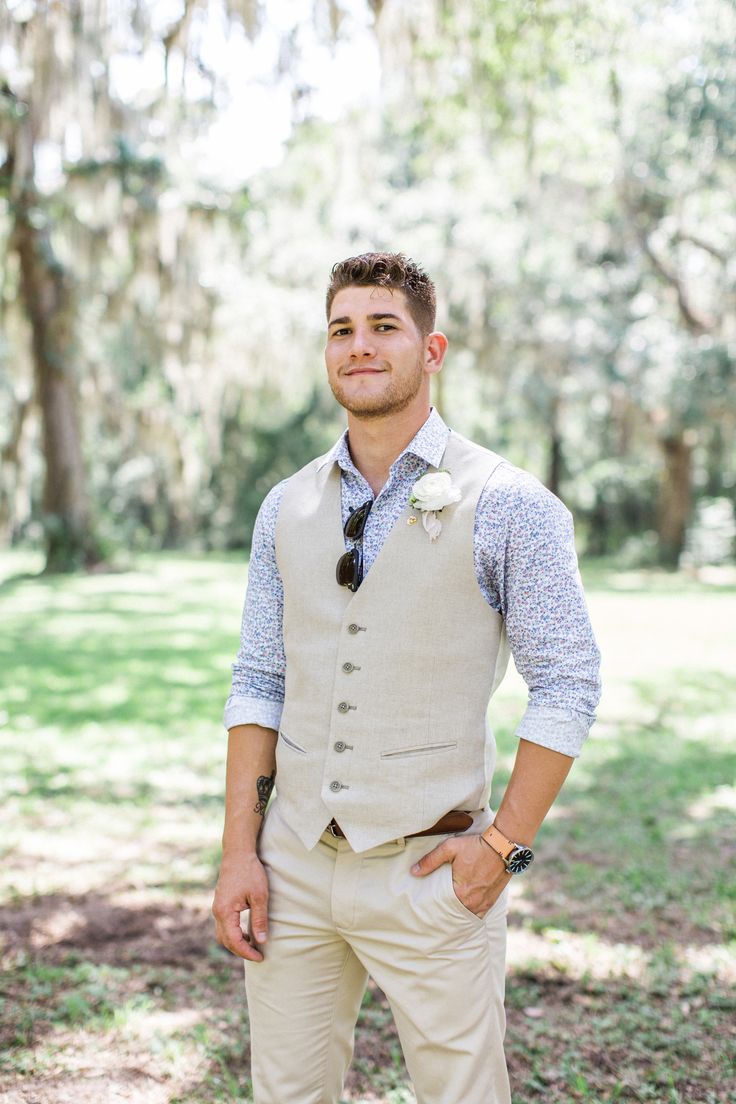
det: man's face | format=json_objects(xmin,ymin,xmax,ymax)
[{"xmin": 325, "ymin": 285, "xmax": 429, "ymax": 419}]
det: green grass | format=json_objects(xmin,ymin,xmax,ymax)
[{"xmin": 0, "ymin": 548, "xmax": 735, "ymax": 1103}]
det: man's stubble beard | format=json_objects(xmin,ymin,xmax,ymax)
[{"xmin": 329, "ymin": 354, "xmax": 425, "ymax": 420}]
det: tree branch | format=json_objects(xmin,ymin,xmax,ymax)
[
  {"xmin": 673, "ymin": 230, "xmax": 728, "ymax": 265},
  {"xmin": 637, "ymin": 229, "xmax": 712, "ymax": 336}
]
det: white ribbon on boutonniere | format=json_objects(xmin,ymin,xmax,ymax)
[{"xmin": 408, "ymin": 469, "xmax": 462, "ymax": 542}]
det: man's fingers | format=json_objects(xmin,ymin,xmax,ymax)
[
  {"xmin": 220, "ymin": 913, "xmax": 264, "ymax": 962},
  {"xmin": 249, "ymin": 891, "xmax": 269, "ymax": 944},
  {"xmin": 211, "ymin": 859, "xmax": 270, "ymax": 962},
  {"xmin": 411, "ymin": 840, "xmax": 452, "ymax": 876}
]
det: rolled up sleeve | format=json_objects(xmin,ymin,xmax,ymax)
[
  {"xmin": 477, "ymin": 467, "xmax": 602, "ymax": 757},
  {"xmin": 222, "ymin": 480, "xmax": 288, "ymax": 733}
]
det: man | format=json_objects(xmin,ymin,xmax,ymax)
[{"xmin": 212, "ymin": 252, "xmax": 601, "ymax": 1104}]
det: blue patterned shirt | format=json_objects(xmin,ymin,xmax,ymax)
[{"xmin": 223, "ymin": 407, "xmax": 601, "ymax": 756}]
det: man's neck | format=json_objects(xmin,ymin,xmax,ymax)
[{"xmin": 346, "ymin": 406, "xmax": 433, "ymax": 498}]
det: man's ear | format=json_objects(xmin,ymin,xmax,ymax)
[{"xmin": 425, "ymin": 331, "xmax": 448, "ymax": 375}]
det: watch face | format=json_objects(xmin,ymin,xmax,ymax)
[{"xmin": 507, "ymin": 846, "xmax": 534, "ymax": 875}]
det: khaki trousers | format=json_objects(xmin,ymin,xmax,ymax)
[{"xmin": 243, "ymin": 799, "xmax": 511, "ymax": 1104}]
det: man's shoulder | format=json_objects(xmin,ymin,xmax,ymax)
[
  {"xmin": 473, "ymin": 450, "xmax": 572, "ymax": 524},
  {"xmin": 253, "ymin": 477, "xmax": 290, "ymax": 541},
  {"xmin": 256, "ymin": 446, "xmax": 335, "ymax": 527},
  {"xmin": 442, "ymin": 429, "xmax": 569, "ymax": 521}
]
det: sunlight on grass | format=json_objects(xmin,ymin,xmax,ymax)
[
  {"xmin": 509, "ymin": 927, "xmax": 651, "ymax": 980},
  {"xmin": 1, "ymin": 551, "xmax": 735, "ymax": 1104},
  {"xmin": 507, "ymin": 928, "xmax": 736, "ymax": 985},
  {"xmin": 687, "ymin": 785, "xmax": 736, "ymax": 819}
]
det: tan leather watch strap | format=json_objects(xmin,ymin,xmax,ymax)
[{"xmin": 480, "ymin": 823, "xmax": 516, "ymax": 863}]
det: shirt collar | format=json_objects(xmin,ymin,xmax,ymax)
[{"xmin": 316, "ymin": 406, "xmax": 450, "ymax": 475}]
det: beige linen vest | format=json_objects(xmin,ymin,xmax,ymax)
[{"xmin": 274, "ymin": 430, "xmax": 511, "ymax": 852}]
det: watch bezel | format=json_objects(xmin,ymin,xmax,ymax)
[{"xmin": 506, "ymin": 845, "xmax": 534, "ymax": 875}]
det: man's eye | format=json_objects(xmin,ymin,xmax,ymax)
[
  {"xmin": 332, "ymin": 328, "xmax": 350, "ymax": 337},
  {"xmin": 376, "ymin": 324, "xmax": 395, "ymax": 331}
]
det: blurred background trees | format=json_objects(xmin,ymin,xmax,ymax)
[{"xmin": 0, "ymin": 0, "xmax": 734, "ymax": 572}]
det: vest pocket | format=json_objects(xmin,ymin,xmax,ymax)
[
  {"xmin": 278, "ymin": 730, "xmax": 306, "ymax": 754},
  {"xmin": 380, "ymin": 741, "xmax": 458, "ymax": 760}
]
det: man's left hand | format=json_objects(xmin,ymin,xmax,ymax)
[{"xmin": 411, "ymin": 833, "xmax": 512, "ymax": 917}]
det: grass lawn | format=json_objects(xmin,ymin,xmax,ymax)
[{"xmin": 0, "ymin": 549, "xmax": 734, "ymax": 1104}]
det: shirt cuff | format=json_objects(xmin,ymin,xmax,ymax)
[
  {"xmin": 515, "ymin": 704, "xmax": 595, "ymax": 758},
  {"xmin": 222, "ymin": 695, "xmax": 283, "ymax": 733}
]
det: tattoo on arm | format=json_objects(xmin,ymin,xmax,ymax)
[{"xmin": 254, "ymin": 770, "xmax": 275, "ymax": 817}]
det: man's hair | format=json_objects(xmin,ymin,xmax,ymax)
[{"xmin": 326, "ymin": 252, "xmax": 436, "ymax": 336}]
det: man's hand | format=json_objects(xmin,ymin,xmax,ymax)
[
  {"xmin": 211, "ymin": 853, "xmax": 270, "ymax": 962},
  {"xmin": 411, "ymin": 834, "xmax": 512, "ymax": 917}
]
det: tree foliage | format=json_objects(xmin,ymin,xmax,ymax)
[{"xmin": 0, "ymin": 0, "xmax": 733, "ymax": 568}]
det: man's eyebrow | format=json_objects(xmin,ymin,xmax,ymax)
[{"xmin": 328, "ymin": 312, "xmax": 403, "ymax": 329}]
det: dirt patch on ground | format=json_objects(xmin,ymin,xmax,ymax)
[
  {"xmin": 2, "ymin": 892, "xmax": 735, "ymax": 1103},
  {"xmin": 1, "ymin": 892, "xmax": 407, "ymax": 1102},
  {"xmin": 1, "ymin": 892, "xmax": 211, "ymax": 966},
  {"xmin": 0, "ymin": 1069, "xmax": 171, "ymax": 1104}
]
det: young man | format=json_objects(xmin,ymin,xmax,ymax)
[{"xmin": 212, "ymin": 252, "xmax": 601, "ymax": 1104}]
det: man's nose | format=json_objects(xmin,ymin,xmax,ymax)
[{"xmin": 349, "ymin": 327, "xmax": 376, "ymax": 357}]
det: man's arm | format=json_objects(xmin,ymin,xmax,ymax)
[
  {"xmin": 212, "ymin": 723, "xmax": 277, "ymax": 962},
  {"xmin": 483, "ymin": 466, "xmax": 602, "ymax": 758},
  {"xmin": 222, "ymin": 480, "xmax": 288, "ymax": 734},
  {"xmin": 492, "ymin": 737, "xmax": 573, "ymax": 848},
  {"xmin": 212, "ymin": 480, "xmax": 288, "ymax": 961}
]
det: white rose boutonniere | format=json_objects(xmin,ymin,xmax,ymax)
[{"xmin": 408, "ymin": 469, "xmax": 462, "ymax": 542}]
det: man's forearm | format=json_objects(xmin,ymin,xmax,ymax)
[
  {"xmin": 492, "ymin": 737, "xmax": 575, "ymax": 846},
  {"xmin": 221, "ymin": 723, "xmax": 278, "ymax": 858}
]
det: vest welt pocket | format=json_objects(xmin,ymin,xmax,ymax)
[
  {"xmin": 278, "ymin": 730, "xmax": 306, "ymax": 754},
  {"xmin": 380, "ymin": 741, "xmax": 458, "ymax": 760}
]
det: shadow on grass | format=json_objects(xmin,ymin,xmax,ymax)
[
  {"xmin": 1, "ymin": 563, "xmax": 735, "ymax": 1102},
  {"xmin": 504, "ymin": 969, "xmax": 736, "ymax": 1103},
  {"xmin": 579, "ymin": 559, "xmax": 736, "ymax": 595},
  {"xmin": 1, "ymin": 627, "xmax": 233, "ymax": 728},
  {"xmin": 0, "ymin": 571, "xmax": 47, "ymax": 596},
  {"xmin": 632, "ymin": 668, "xmax": 735, "ymax": 725},
  {"xmin": 0, "ymin": 889, "xmax": 403, "ymax": 1103},
  {"xmin": 2, "ymin": 883, "xmax": 734, "ymax": 1104},
  {"xmin": 0, "ymin": 890, "xmax": 215, "ymax": 965},
  {"xmin": 6, "ymin": 762, "xmax": 223, "ymax": 810},
  {"xmin": 0, "ymin": 887, "xmax": 253, "ymax": 1104},
  {"xmin": 0, "ymin": 565, "xmax": 245, "ymax": 732},
  {"xmin": 501, "ymin": 668, "xmax": 736, "ymax": 963}
]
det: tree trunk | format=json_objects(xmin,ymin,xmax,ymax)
[
  {"xmin": 656, "ymin": 431, "xmax": 694, "ymax": 567},
  {"xmin": 546, "ymin": 397, "xmax": 563, "ymax": 498},
  {"xmin": 704, "ymin": 422, "xmax": 725, "ymax": 497},
  {"xmin": 0, "ymin": 394, "xmax": 31, "ymax": 544},
  {"xmin": 13, "ymin": 190, "xmax": 102, "ymax": 572}
]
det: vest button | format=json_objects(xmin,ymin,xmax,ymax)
[
  {"xmin": 334, "ymin": 741, "xmax": 347, "ymax": 752},
  {"xmin": 347, "ymin": 623, "xmax": 360, "ymax": 634},
  {"xmin": 329, "ymin": 780, "xmax": 343, "ymax": 792},
  {"xmin": 342, "ymin": 662, "xmax": 354, "ymax": 673},
  {"xmin": 337, "ymin": 701, "xmax": 350, "ymax": 714}
]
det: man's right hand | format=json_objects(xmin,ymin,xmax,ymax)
[{"xmin": 211, "ymin": 853, "xmax": 270, "ymax": 962}]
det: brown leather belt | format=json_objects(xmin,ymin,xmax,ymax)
[{"xmin": 326, "ymin": 810, "xmax": 474, "ymax": 840}]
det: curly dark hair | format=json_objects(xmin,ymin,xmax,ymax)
[{"xmin": 326, "ymin": 252, "xmax": 436, "ymax": 336}]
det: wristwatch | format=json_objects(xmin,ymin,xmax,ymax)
[{"xmin": 480, "ymin": 822, "xmax": 535, "ymax": 875}]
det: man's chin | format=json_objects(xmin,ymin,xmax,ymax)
[
  {"xmin": 335, "ymin": 394, "xmax": 413, "ymax": 419},
  {"xmin": 329, "ymin": 373, "xmax": 423, "ymax": 419}
]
